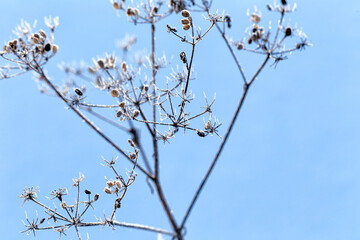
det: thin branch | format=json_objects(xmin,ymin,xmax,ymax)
[{"xmin": 180, "ymin": 54, "xmax": 270, "ymax": 230}]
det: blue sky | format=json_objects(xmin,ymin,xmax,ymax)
[{"xmin": 1, "ymin": 0, "xmax": 360, "ymax": 239}]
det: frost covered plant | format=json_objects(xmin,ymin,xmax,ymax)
[{"xmin": 0, "ymin": 0, "xmax": 310, "ymax": 239}]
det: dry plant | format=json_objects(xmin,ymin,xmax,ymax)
[{"xmin": 0, "ymin": 0, "xmax": 311, "ymax": 239}]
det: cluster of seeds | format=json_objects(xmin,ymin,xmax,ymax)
[{"xmin": 180, "ymin": 10, "xmax": 191, "ymax": 30}]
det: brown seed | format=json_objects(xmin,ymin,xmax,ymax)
[
  {"xmin": 111, "ymin": 89, "xmax": 120, "ymax": 98},
  {"xmin": 97, "ymin": 59, "xmax": 105, "ymax": 68},
  {"xmin": 119, "ymin": 101, "xmax": 126, "ymax": 108},
  {"xmin": 132, "ymin": 110, "xmax": 140, "ymax": 118},
  {"xmin": 104, "ymin": 187, "xmax": 112, "ymax": 194},
  {"xmin": 107, "ymin": 181, "xmax": 114, "ymax": 187},
  {"xmin": 181, "ymin": 10, "xmax": 190, "ymax": 18},
  {"xmin": 113, "ymin": 2, "xmax": 121, "ymax": 9},
  {"xmin": 121, "ymin": 61, "xmax": 127, "ymax": 72},
  {"xmin": 129, "ymin": 152, "xmax": 137, "ymax": 160},
  {"xmin": 183, "ymin": 24, "xmax": 190, "ymax": 31},
  {"xmin": 60, "ymin": 201, "xmax": 67, "ymax": 209},
  {"xmin": 94, "ymin": 193, "xmax": 99, "ymax": 201},
  {"xmin": 181, "ymin": 19, "xmax": 190, "ymax": 25},
  {"xmin": 116, "ymin": 110, "xmax": 123, "ymax": 118},
  {"xmin": 39, "ymin": 29, "xmax": 47, "ymax": 38},
  {"xmin": 51, "ymin": 44, "xmax": 58, "ymax": 53}
]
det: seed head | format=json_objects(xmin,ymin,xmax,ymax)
[{"xmin": 84, "ymin": 189, "xmax": 91, "ymax": 195}]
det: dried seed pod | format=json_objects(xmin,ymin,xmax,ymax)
[
  {"xmin": 285, "ymin": 27, "xmax": 292, "ymax": 37},
  {"xmin": 126, "ymin": 8, "xmax": 133, "ymax": 16},
  {"xmin": 33, "ymin": 33, "xmax": 40, "ymax": 39},
  {"xmin": 115, "ymin": 199, "xmax": 121, "ymax": 208},
  {"xmin": 224, "ymin": 15, "xmax": 232, "ymax": 28},
  {"xmin": 39, "ymin": 218, "xmax": 46, "ymax": 224},
  {"xmin": 107, "ymin": 181, "xmax": 114, "ymax": 188},
  {"xmin": 281, "ymin": 0, "xmax": 287, "ymax": 6},
  {"xmin": 88, "ymin": 67, "xmax": 96, "ymax": 74},
  {"xmin": 39, "ymin": 29, "xmax": 47, "ymax": 38},
  {"xmin": 111, "ymin": 89, "xmax": 120, "ymax": 98},
  {"xmin": 181, "ymin": 10, "xmax": 190, "ymax": 18},
  {"xmin": 104, "ymin": 187, "xmax": 112, "ymax": 194},
  {"xmin": 251, "ymin": 13, "xmax": 261, "ymax": 23},
  {"xmin": 129, "ymin": 152, "xmax": 137, "ymax": 160},
  {"xmin": 97, "ymin": 59, "xmax": 105, "ymax": 69},
  {"xmin": 119, "ymin": 101, "xmax": 126, "ymax": 108},
  {"xmin": 143, "ymin": 84, "xmax": 149, "ymax": 92},
  {"xmin": 181, "ymin": 18, "xmax": 190, "ymax": 25},
  {"xmin": 115, "ymin": 180, "xmax": 122, "ymax": 189},
  {"xmin": 116, "ymin": 110, "xmax": 123, "ymax": 118},
  {"xmin": 183, "ymin": 24, "xmax": 190, "ymax": 30},
  {"xmin": 84, "ymin": 189, "xmax": 91, "ymax": 194},
  {"xmin": 180, "ymin": 51, "xmax": 187, "ymax": 64},
  {"xmin": 32, "ymin": 36, "xmax": 40, "ymax": 44},
  {"xmin": 196, "ymin": 129, "xmax": 206, "ymax": 137},
  {"xmin": 128, "ymin": 139, "xmax": 135, "ymax": 147},
  {"xmin": 121, "ymin": 61, "xmax": 127, "ymax": 72},
  {"xmin": 44, "ymin": 43, "xmax": 51, "ymax": 52},
  {"xmin": 74, "ymin": 88, "xmax": 83, "ymax": 96},
  {"xmin": 113, "ymin": 2, "xmax": 121, "ymax": 9},
  {"xmin": 133, "ymin": 8, "xmax": 140, "ymax": 16},
  {"xmin": 60, "ymin": 201, "xmax": 67, "ymax": 209},
  {"xmin": 51, "ymin": 44, "xmax": 58, "ymax": 53},
  {"xmin": 237, "ymin": 42, "xmax": 244, "ymax": 50},
  {"xmin": 152, "ymin": 6, "xmax": 158, "ymax": 14},
  {"xmin": 205, "ymin": 121, "xmax": 211, "ymax": 130},
  {"xmin": 94, "ymin": 193, "xmax": 99, "ymax": 201},
  {"xmin": 132, "ymin": 110, "xmax": 140, "ymax": 118}
]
